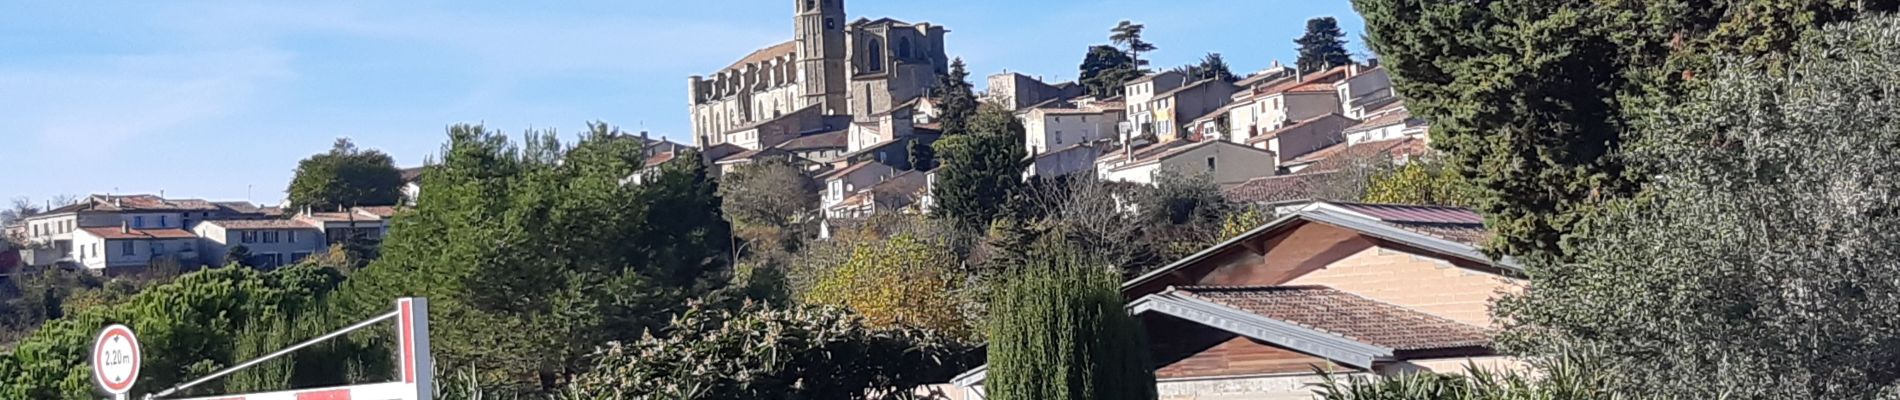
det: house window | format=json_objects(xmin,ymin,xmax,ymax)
[
  {"xmin": 121, "ymin": 241, "xmax": 133, "ymax": 256},
  {"xmin": 288, "ymin": 231, "xmax": 297, "ymax": 243},
  {"xmin": 825, "ymin": 17, "xmax": 836, "ymax": 30},
  {"xmin": 159, "ymin": 215, "xmax": 168, "ymax": 227},
  {"xmin": 242, "ymin": 231, "xmax": 255, "ymax": 244},
  {"xmin": 133, "ymin": 216, "xmax": 144, "ymax": 228},
  {"xmin": 1207, "ymin": 157, "xmax": 1217, "ymax": 171},
  {"xmin": 898, "ymin": 37, "xmax": 913, "ymax": 59}
]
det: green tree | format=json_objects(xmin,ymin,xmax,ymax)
[
  {"xmin": 931, "ymin": 104, "xmax": 1027, "ymax": 231},
  {"xmin": 566, "ymin": 302, "xmax": 976, "ymax": 400},
  {"xmin": 801, "ymin": 234, "xmax": 974, "ymax": 338},
  {"xmin": 1179, "ymin": 53, "xmax": 1237, "ymax": 83},
  {"xmin": 224, "ymin": 244, "xmax": 255, "ymax": 268},
  {"xmin": 718, "ymin": 159, "xmax": 819, "ymax": 253},
  {"xmin": 1079, "ymin": 45, "xmax": 1142, "ymax": 98},
  {"xmin": 1499, "ymin": 17, "xmax": 1900, "ymax": 398},
  {"xmin": 1138, "ymin": 170, "xmax": 1230, "ymax": 261},
  {"xmin": 1294, "ymin": 17, "xmax": 1353, "ymax": 72},
  {"xmin": 1352, "ymin": 0, "xmax": 1898, "ymax": 258},
  {"xmin": 1362, "ymin": 159, "xmax": 1480, "ymax": 207},
  {"xmin": 286, "ymin": 138, "xmax": 404, "ymax": 210},
  {"xmin": 935, "ymin": 58, "xmax": 979, "ymax": 136},
  {"xmin": 340, "ymin": 122, "xmax": 731, "ymax": 392},
  {"xmin": 1109, "ymin": 20, "xmax": 1157, "ymax": 68},
  {"xmin": 1218, "ymin": 206, "xmax": 1272, "ymax": 241},
  {"xmin": 907, "ymin": 138, "xmax": 937, "ymax": 170},
  {"xmin": 0, "ymin": 265, "xmax": 369, "ymax": 399},
  {"xmin": 987, "ymin": 237, "xmax": 1155, "ymax": 400}
]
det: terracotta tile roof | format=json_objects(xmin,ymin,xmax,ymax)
[
  {"xmin": 1254, "ymin": 66, "xmax": 1350, "ymax": 96},
  {"xmin": 1290, "ymin": 137, "xmax": 1429, "ymax": 169},
  {"xmin": 774, "ymin": 130, "xmax": 847, "ymax": 151},
  {"xmin": 72, "ymin": 194, "xmax": 222, "ymax": 212},
  {"xmin": 1285, "ymin": 82, "xmax": 1338, "ymax": 94},
  {"xmin": 205, "ymin": 219, "xmax": 320, "ymax": 230},
  {"xmin": 299, "ymin": 208, "xmax": 387, "ymax": 223},
  {"xmin": 354, "ymin": 206, "xmax": 401, "ymax": 218},
  {"xmin": 1174, "ymin": 285, "xmax": 1492, "ymax": 351},
  {"xmin": 80, "ymin": 227, "xmax": 197, "ymax": 240},
  {"xmin": 721, "ymin": 40, "xmax": 796, "ymax": 72},
  {"xmin": 815, "ymin": 161, "xmax": 883, "ymax": 181},
  {"xmin": 1345, "ymin": 109, "xmax": 1417, "ymax": 133},
  {"xmin": 1245, "ymin": 114, "xmax": 1354, "ymax": 144},
  {"xmin": 1221, "ymin": 171, "xmax": 1339, "ymax": 204},
  {"xmin": 213, "ymin": 201, "xmax": 265, "ymax": 215},
  {"xmin": 645, "ymin": 151, "xmax": 678, "ymax": 168},
  {"xmin": 400, "ymin": 166, "xmax": 428, "ymax": 182}
]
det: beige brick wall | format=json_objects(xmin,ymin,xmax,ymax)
[{"xmin": 1284, "ymin": 246, "xmax": 1520, "ymax": 327}]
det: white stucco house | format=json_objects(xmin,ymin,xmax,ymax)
[
  {"xmin": 71, "ymin": 225, "xmax": 199, "ymax": 272},
  {"xmin": 1095, "ymin": 140, "xmax": 1279, "ymax": 187},
  {"xmin": 194, "ymin": 219, "xmax": 326, "ymax": 268}
]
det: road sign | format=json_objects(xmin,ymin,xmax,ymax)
[{"xmin": 92, "ymin": 324, "xmax": 143, "ymax": 396}]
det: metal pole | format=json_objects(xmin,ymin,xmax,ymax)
[{"xmin": 147, "ymin": 310, "xmax": 402, "ymax": 399}]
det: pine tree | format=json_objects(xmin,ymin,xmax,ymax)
[
  {"xmin": 930, "ymin": 104, "xmax": 1027, "ymax": 231},
  {"xmin": 1294, "ymin": 17, "xmax": 1352, "ymax": 73},
  {"xmin": 987, "ymin": 236, "xmax": 1155, "ymax": 400},
  {"xmin": 1109, "ymin": 20, "xmax": 1157, "ymax": 68},
  {"xmin": 1079, "ymin": 45, "xmax": 1141, "ymax": 98},
  {"xmin": 1179, "ymin": 53, "xmax": 1237, "ymax": 83},
  {"xmin": 935, "ymin": 58, "xmax": 978, "ymax": 136}
]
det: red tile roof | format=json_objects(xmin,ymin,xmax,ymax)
[
  {"xmin": 1290, "ymin": 137, "xmax": 1429, "ymax": 169},
  {"xmin": 1174, "ymin": 285, "xmax": 1492, "ymax": 351},
  {"xmin": 774, "ymin": 130, "xmax": 848, "ymax": 151},
  {"xmin": 80, "ymin": 227, "xmax": 197, "ymax": 240},
  {"xmin": 1345, "ymin": 109, "xmax": 1417, "ymax": 133},
  {"xmin": 1253, "ymin": 66, "xmax": 1350, "ymax": 96},
  {"xmin": 644, "ymin": 151, "xmax": 678, "ymax": 168},
  {"xmin": 1221, "ymin": 171, "xmax": 1339, "ymax": 204}
]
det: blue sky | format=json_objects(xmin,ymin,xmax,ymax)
[{"xmin": 0, "ymin": 0, "xmax": 1367, "ymax": 205}]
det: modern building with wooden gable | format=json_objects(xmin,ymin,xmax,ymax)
[{"xmin": 943, "ymin": 202, "xmax": 1524, "ymax": 400}]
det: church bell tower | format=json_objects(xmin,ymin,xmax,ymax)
[{"xmin": 795, "ymin": 0, "xmax": 847, "ymax": 114}]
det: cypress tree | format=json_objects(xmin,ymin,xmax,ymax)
[{"xmin": 987, "ymin": 236, "xmax": 1155, "ymax": 400}]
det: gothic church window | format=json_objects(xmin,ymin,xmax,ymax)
[
  {"xmin": 866, "ymin": 38, "xmax": 883, "ymax": 72},
  {"xmin": 805, "ymin": 0, "xmax": 814, "ymax": 11},
  {"xmin": 898, "ymin": 37, "xmax": 912, "ymax": 59}
]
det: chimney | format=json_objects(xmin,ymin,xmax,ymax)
[
  {"xmin": 113, "ymin": 197, "xmax": 121, "ymax": 208},
  {"xmin": 641, "ymin": 131, "xmax": 650, "ymax": 141},
  {"xmin": 1349, "ymin": 63, "xmax": 1361, "ymax": 77},
  {"xmin": 120, "ymin": 221, "xmax": 129, "ymax": 234}
]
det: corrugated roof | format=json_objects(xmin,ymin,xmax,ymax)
[{"xmin": 1173, "ymin": 285, "xmax": 1492, "ymax": 351}]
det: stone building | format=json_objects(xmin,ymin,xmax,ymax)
[{"xmin": 687, "ymin": 0, "xmax": 950, "ymax": 151}]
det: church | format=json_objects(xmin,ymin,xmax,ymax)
[{"xmin": 687, "ymin": 0, "xmax": 950, "ymax": 154}]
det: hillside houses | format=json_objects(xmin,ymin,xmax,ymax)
[{"xmin": 5, "ymin": 194, "xmax": 394, "ymax": 274}]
